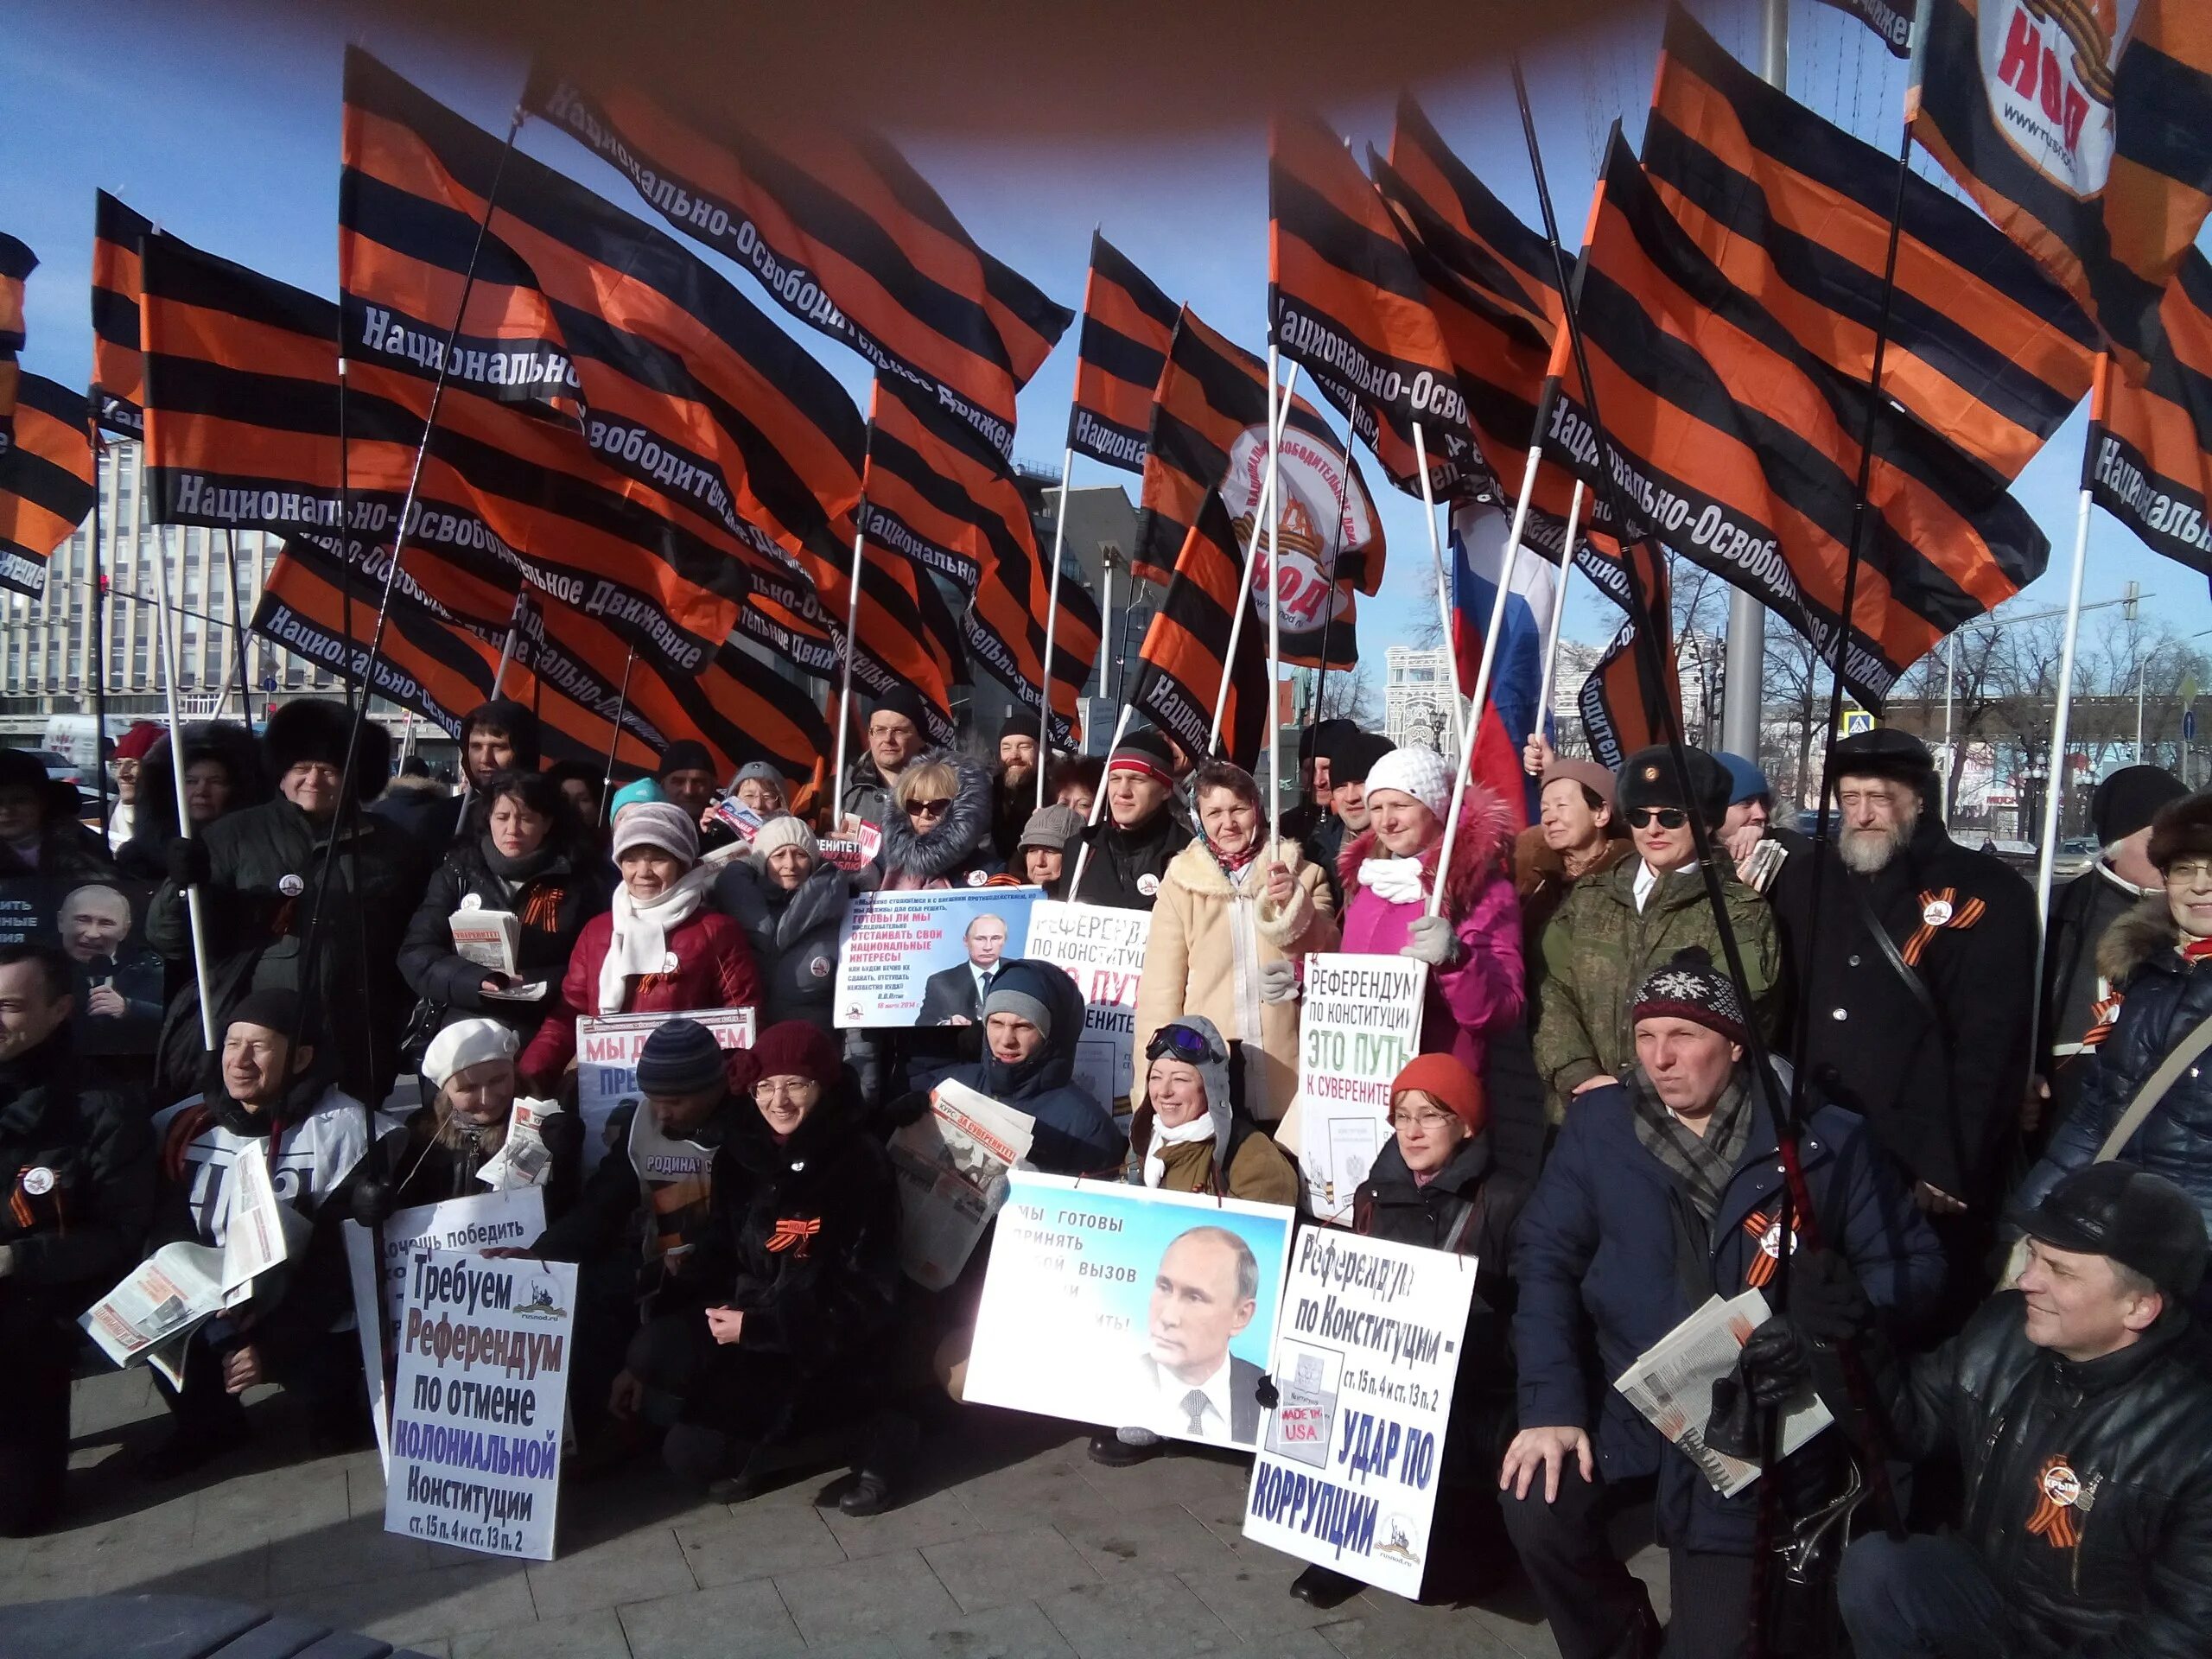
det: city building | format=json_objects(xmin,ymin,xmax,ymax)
[
  {"xmin": 0, "ymin": 439, "xmax": 344, "ymax": 742},
  {"xmin": 1383, "ymin": 645, "xmax": 1461, "ymax": 761}
]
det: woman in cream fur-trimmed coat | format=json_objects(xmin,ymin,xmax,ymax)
[{"xmin": 1131, "ymin": 762, "xmax": 1338, "ymax": 1123}]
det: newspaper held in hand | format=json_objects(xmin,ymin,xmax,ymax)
[
  {"xmin": 474, "ymin": 1096, "xmax": 563, "ymax": 1190},
  {"xmin": 449, "ymin": 908, "xmax": 520, "ymax": 976},
  {"xmin": 1612, "ymin": 1288, "xmax": 1833, "ymax": 1497},
  {"xmin": 888, "ymin": 1077, "xmax": 1033, "ymax": 1290},
  {"xmin": 709, "ymin": 798, "xmax": 768, "ymax": 843},
  {"xmin": 80, "ymin": 1138, "xmax": 301, "ymax": 1386}
]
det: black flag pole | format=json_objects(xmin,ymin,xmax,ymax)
[
  {"xmin": 1504, "ymin": 60, "xmax": 1905, "ymax": 1583},
  {"xmin": 600, "ymin": 645, "xmax": 638, "ymax": 824},
  {"xmin": 289, "ymin": 103, "xmax": 527, "ymax": 1076},
  {"xmin": 224, "ymin": 530, "xmax": 254, "ymax": 728}
]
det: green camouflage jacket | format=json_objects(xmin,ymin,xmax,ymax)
[{"xmin": 1532, "ymin": 856, "xmax": 1781, "ymax": 1121}]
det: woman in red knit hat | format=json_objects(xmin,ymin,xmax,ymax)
[{"xmin": 1289, "ymin": 1052, "xmax": 1528, "ymax": 1611}]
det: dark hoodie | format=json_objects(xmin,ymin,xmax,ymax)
[
  {"xmin": 374, "ymin": 699, "xmax": 541, "ymax": 852},
  {"xmin": 938, "ymin": 958, "xmax": 1128, "ymax": 1176},
  {"xmin": 1071, "ymin": 802, "xmax": 1192, "ymax": 912},
  {"xmin": 864, "ymin": 752, "xmax": 1000, "ymax": 891}
]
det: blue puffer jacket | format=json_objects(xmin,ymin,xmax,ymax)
[
  {"xmin": 938, "ymin": 959, "xmax": 1128, "ymax": 1178},
  {"xmin": 1512, "ymin": 1075, "xmax": 1943, "ymax": 1554},
  {"xmin": 2016, "ymin": 896, "xmax": 2212, "ymax": 1236}
]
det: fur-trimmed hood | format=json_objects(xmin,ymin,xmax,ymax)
[
  {"xmin": 874, "ymin": 750, "xmax": 994, "ymax": 883},
  {"xmin": 1337, "ymin": 780, "xmax": 1516, "ymax": 916},
  {"xmin": 2100, "ymin": 893, "xmax": 2188, "ymax": 986}
]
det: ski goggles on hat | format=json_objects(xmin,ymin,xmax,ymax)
[
  {"xmin": 1147, "ymin": 1023, "xmax": 1222, "ymax": 1065},
  {"xmin": 1626, "ymin": 807, "xmax": 1690, "ymax": 830}
]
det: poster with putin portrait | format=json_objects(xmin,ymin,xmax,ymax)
[
  {"xmin": 0, "ymin": 876, "xmax": 165, "ymax": 1055},
  {"xmin": 964, "ymin": 1171, "xmax": 1295, "ymax": 1449},
  {"xmin": 834, "ymin": 887, "xmax": 1042, "ymax": 1028}
]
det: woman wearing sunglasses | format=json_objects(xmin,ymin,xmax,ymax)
[
  {"xmin": 1132, "ymin": 761, "xmax": 1338, "ymax": 1126},
  {"xmin": 1336, "ymin": 747, "xmax": 1525, "ymax": 1081},
  {"xmin": 1531, "ymin": 745, "xmax": 1778, "ymax": 1125},
  {"xmin": 866, "ymin": 755, "xmax": 1000, "ymax": 892}
]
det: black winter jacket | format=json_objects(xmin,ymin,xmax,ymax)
[
  {"xmin": 712, "ymin": 860, "xmax": 847, "ymax": 1032},
  {"xmin": 694, "ymin": 1092, "xmax": 901, "ymax": 1373},
  {"xmin": 1770, "ymin": 808, "xmax": 2039, "ymax": 1206},
  {"xmin": 2042, "ymin": 861, "xmax": 2158, "ymax": 1125},
  {"xmin": 2017, "ymin": 899, "xmax": 2212, "ymax": 1237},
  {"xmin": 149, "ymin": 796, "xmax": 429, "ymax": 1104},
  {"xmin": 1071, "ymin": 807, "xmax": 1192, "ymax": 912},
  {"xmin": 0, "ymin": 1033, "xmax": 155, "ymax": 1308},
  {"xmin": 1864, "ymin": 1294, "xmax": 2212, "ymax": 1659},
  {"xmin": 397, "ymin": 841, "xmax": 606, "ymax": 1042}
]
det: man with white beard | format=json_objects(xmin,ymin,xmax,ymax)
[{"xmin": 1770, "ymin": 728, "xmax": 2037, "ymax": 1337}]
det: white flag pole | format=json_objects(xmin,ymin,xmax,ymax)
[
  {"xmin": 830, "ymin": 505, "xmax": 868, "ymax": 816},
  {"xmin": 1413, "ymin": 422, "xmax": 1471, "ymax": 757},
  {"xmin": 1038, "ymin": 447, "xmax": 1073, "ymax": 809},
  {"xmin": 2031, "ymin": 482, "xmax": 2094, "ymax": 975},
  {"xmin": 1065, "ymin": 702, "xmax": 1135, "ymax": 899},
  {"xmin": 1207, "ymin": 363, "xmax": 1301, "ymax": 752},
  {"xmin": 1531, "ymin": 480, "xmax": 1587, "ymax": 746},
  {"xmin": 1424, "ymin": 437, "xmax": 1540, "ymax": 920}
]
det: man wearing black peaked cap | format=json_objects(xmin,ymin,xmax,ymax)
[
  {"xmin": 1739, "ymin": 1163, "xmax": 2212, "ymax": 1659},
  {"xmin": 1768, "ymin": 726, "xmax": 2039, "ymax": 1334}
]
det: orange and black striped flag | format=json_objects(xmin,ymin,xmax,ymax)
[
  {"xmin": 0, "ymin": 373, "xmax": 92, "ymax": 597},
  {"xmin": 1577, "ymin": 533, "xmax": 1684, "ymax": 769},
  {"xmin": 0, "ymin": 232, "xmax": 32, "ymax": 458},
  {"xmin": 1649, "ymin": 6, "xmax": 2096, "ymax": 482},
  {"xmin": 1131, "ymin": 491, "xmax": 1270, "ymax": 771},
  {"xmin": 523, "ymin": 63, "xmax": 1071, "ymax": 461},
  {"xmin": 1271, "ymin": 113, "xmax": 1467, "ymax": 505},
  {"xmin": 137, "ymin": 230, "xmax": 751, "ymax": 695},
  {"xmin": 1543, "ymin": 135, "xmax": 2049, "ymax": 708},
  {"xmin": 2088, "ymin": 255, "xmax": 2212, "ymax": 572},
  {"xmin": 1135, "ymin": 305, "xmax": 1382, "ymax": 612},
  {"xmin": 1069, "ymin": 233, "xmax": 1176, "ymax": 473},
  {"xmin": 92, "ymin": 192, "xmax": 153, "ymax": 438},
  {"xmin": 1910, "ymin": 0, "xmax": 2212, "ymax": 376},
  {"xmin": 866, "ymin": 377, "xmax": 1096, "ymax": 745}
]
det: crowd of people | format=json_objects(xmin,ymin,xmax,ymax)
[{"xmin": 3, "ymin": 686, "xmax": 2209, "ymax": 1656}]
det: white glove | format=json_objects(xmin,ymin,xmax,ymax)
[
  {"xmin": 1401, "ymin": 914, "xmax": 1463, "ymax": 968},
  {"xmin": 1258, "ymin": 959, "xmax": 1300, "ymax": 1005}
]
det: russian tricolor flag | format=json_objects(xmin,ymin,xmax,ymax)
[{"xmin": 1451, "ymin": 501, "xmax": 1560, "ymax": 828}]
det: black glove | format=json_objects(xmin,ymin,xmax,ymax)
[
  {"xmin": 537, "ymin": 1109, "xmax": 583, "ymax": 1162},
  {"xmin": 1738, "ymin": 1315, "xmax": 1811, "ymax": 1412},
  {"xmin": 1704, "ymin": 1370, "xmax": 1762, "ymax": 1463},
  {"xmin": 1254, "ymin": 1372, "xmax": 1281, "ymax": 1411},
  {"xmin": 165, "ymin": 836, "xmax": 213, "ymax": 887},
  {"xmin": 1785, "ymin": 1248, "xmax": 1872, "ymax": 1345},
  {"xmin": 350, "ymin": 1176, "xmax": 395, "ymax": 1229}
]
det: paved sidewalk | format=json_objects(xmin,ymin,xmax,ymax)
[{"xmin": 0, "ymin": 1367, "xmax": 1668, "ymax": 1658}]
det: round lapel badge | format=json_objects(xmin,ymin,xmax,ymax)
[
  {"xmin": 460, "ymin": 893, "xmax": 483, "ymax": 911},
  {"xmin": 1137, "ymin": 873, "xmax": 1160, "ymax": 897},
  {"xmin": 20, "ymin": 1166, "xmax": 54, "ymax": 1197},
  {"xmin": 1922, "ymin": 897, "xmax": 1955, "ymax": 928},
  {"xmin": 278, "ymin": 874, "xmax": 305, "ymax": 897},
  {"xmin": 660, "ymin": 951, "xmax": 680, "ymax": 973},
  {"xmin": 2043, "ymin": 1462, "xmax": 2082, "ymax": 1509},
  {"xmin": 966, "ymin": 869, "xmax": 988, "ymax": 887}
]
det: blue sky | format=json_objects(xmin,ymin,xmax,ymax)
[{"xmin": 8, "ymin": 0, "xmax": 2206, "ymax": 674}]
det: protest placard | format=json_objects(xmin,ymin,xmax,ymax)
[
  {"xmin": 384, "ymin": 1249, "xmax": 575, "ymax": 1561},
  {"xmin": 1021, "ymin": 900, "xmax": 1150, "ymax": 1106},
  {"xmin": 836, "ymin": 887, "xmax": 1041, "ymax": 1028},
  {"xmin": 575, "ymin": 1007, "xmax": 753, "ymax": 1171},
  {"xmin": 964, "ymin": 1171, "xmax": 1294, "ymax": 1449},
  {"xmin": 1284, "ymin": 955, "xmax": 1427, "ymax": 1223},
  {"xmin": 887, "ymin": 1077, "xmax": 1034, "ymax": 1291},
  {"xmin": 345, "ymin": 1186, "xmax": 549, "ymax": 1471},
  {"xmin": 1241, "ymin": 1228, "xmax": 1478, "ymax": 1599},
  {"xmin": 0, "ymin": 874, "xmax": 167, "ymax": 1056}
]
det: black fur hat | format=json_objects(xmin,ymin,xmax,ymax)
[
  {"xmin": 263, "ymin": 700, "xmax": 390, "ymax": 803},
  {"xmin": 2146, "ymin": 792, "xmax": 2212, "ymax": 874}
]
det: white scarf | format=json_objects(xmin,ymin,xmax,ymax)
[
  {"xmin": 1359, "ymin": 855, "xmax": 1429, "ymax": 906},
  {"xmin": 1142, "ymin": 1102, "xmax": 1230, "ymax": 1189},
  {"xmin": 597, "ymin": 865, "xmax": 713, "ymax": 1014}
]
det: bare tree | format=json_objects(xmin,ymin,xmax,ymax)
[{"xmin": 1313, "ymin": 661, "xmax": 1382, "ymax": 728}]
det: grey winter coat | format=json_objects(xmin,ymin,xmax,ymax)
[{"xmin": 713, "ymin": 860, "xmax": 848, "ymax": 1032}]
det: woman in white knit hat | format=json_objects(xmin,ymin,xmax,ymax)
[
  {"xmin": 711, "ymin": 815, "xmax": 849, "ymax": 1033},
  {"xmin": 519, "ymin": 801, "xmax": 760, "ymax": 1092},
  {"xmin": 367, "ymin": 1017, "xmax": 582, "ymax": 1215},
  {"xmin": 1336, "ymin": 746, "xmax": 1525, "ymax": 1080}
]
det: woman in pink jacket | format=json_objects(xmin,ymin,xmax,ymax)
[{"xmin": 1336, "ymin": 746, "xmax": 1524, "ymax": 1077}]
